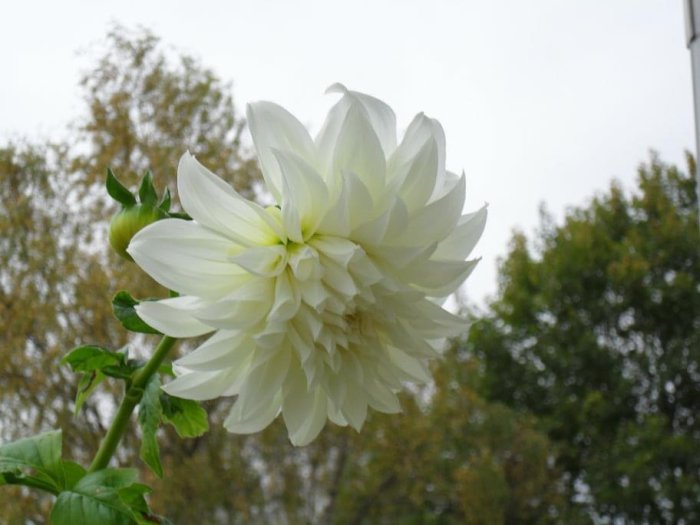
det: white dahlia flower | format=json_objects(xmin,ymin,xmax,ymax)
[{"xmin": 128, "ymin": 84, "xmax": 487, "ymax": 445}]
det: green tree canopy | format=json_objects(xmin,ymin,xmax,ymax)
[{"xmin": 467, "ymin": 154, "xmax": 700, "ymax": 523}]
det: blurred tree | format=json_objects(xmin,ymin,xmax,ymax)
[
  {"xmin": 467, "ymin": 154, "xmax": 700, "ymax": 523},
  {"xmin": 322, "ymin": 352, "xmax": 582, "ymax": 525},
  {"xmin": 0, "ymin": 143, "xmax": 95, "ymax": 523},
  {"xmin": 73, "ymin": 24, "xmax": 257, "ymax": 196},
  {"xmin": 0, "ymin": 25, "xmax": 262, "ymax": 523},
  {"xmin": 0, "ymin": 24, "xmax": 577, "ymax": 525}
]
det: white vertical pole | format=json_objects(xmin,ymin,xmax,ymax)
[{"xmin": 684, "ymin": 0, "xmax": 700, "ymax": 224}]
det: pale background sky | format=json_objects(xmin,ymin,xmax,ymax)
[{"xmin": 2, "ymin": 0, "xmax": 694, "ymax": 304}]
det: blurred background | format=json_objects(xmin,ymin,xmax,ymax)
[{"xmin": 1, "ymin": 1, "xmax": 699, "ymax": 523}]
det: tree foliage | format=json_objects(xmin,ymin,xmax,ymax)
[{"xmin": 467, "ymin": 154, "xmax": 700, "ymax": 523}]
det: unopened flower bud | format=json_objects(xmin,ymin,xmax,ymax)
[{"xmin": 109, "ymin": 204, "xmax": 167, "ymax": 261}]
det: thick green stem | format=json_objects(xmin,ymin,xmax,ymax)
[{"xmin": 88, "ymin": 335, "xmax": 177, "ymax": 472}]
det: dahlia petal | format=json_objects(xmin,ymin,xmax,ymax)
[
  {"xmin": 231, "ymin": 245, "xmax": 287, "ymax": 277},
  {"xmin": 310, "ymin": 236, "xmax": 357, "ymax": 266},
  {"xmin": 236, "ymin": 347, "xmax": 291, "ymax": 416},
  {"xmin": 366, "ymin": 243, "xmax": 434, "ymax": 269},
  {"xmin": 315, "ymin": 92, "xmax": 352, "ymax": 177},
  {"xmin": 175, "ymin": 330, "xmax": 254, "ymax": 371},
  {"xmin": 162, "ymin": 367, "xmax": 242, "ymax": 401},
  {"xmin": 246, "ymin": 101, "xmax": 317, "ymax": 203},
  {"xmin": 135, "ymin": 297, "xmax": 214, "ymax": 338},
  {"xmin": 400, "ymin": 258, "xmax": 480, "ymax": 297},
  {"xmin": 340, "ymin": 380, "xmax": 368, "ymax": 431},
  {"xmin": 193, "ymin": 290, "xmax": 273, "ymax": 330},
  {"xmin": 128, "ymin": 219, "xmax": 249, "ymax": 298},
  {"xmin": 396, "ymin": 136, "xmax": 439, "ymax": 211},
  {"xmin": 389, "ymin": 112, "xmax": 446, "ymax": 182},
  {"xmin": 351, "ymin": 204, "xmax": 391, "ymax": 245},
  {"xmin": 282, "ymin": 365, "xmax": 328, "ymax": 446},
  {"xmin": 397, "ymin": 172, "xmax": 466, "ymax": 246},
  {"xmin": 385, "ymin": 321, "xmax": 440, "ymax": 358},
  {"xmin": 327, "ymin": 403, "xmax": 348, "ymax": 426},
  {"xmin": 298, "ymin": 278, "xmax": 329, "ymax": 310},
  {"xmin": 319, "ymin": 256, "xmax": 357, "ymax": 297},
  {"xmin": 178, "ymin": 153, "xmax": 281, "ymax": 245},
  {"xmin": 326, "ymin": 83, "xmax": 397, "ymax": 156},
  {"xmin": 387, "ymin": 346, "xmax": 431, "ymax": 383},
  {"xmin": 401, "ymin": 298, "xmax": 469, "ymax": 338},
  {"xmin": 288, "ymin": 245, "xmax": 321, "ymax": 282},
  {"xmin": 332, "ymin": 104, "xmax": 386, "ymax": 195},
  {"xmin": 224, "ymin": 391, "xmax": 283, "ymax": 434},
  {"xmin": 364, "ymin": 378, "xmax": 401, "ymax": 414},
  {"xmin": 269, "ymin": 270, "xmax": 301, "ymax": 322},
  {"xmin": 323, "ymin": 370, "xmax": 348, "ymax": 409},
  {"xmin": 273, "ymin": 149, "xmax": 329, "ymax": 242},
  {"xmin": 433, "ymin": 204, "xmax": 489, "ymax": 261},
  {"xmin": 380, "ymin": 196, "xmax": 409, "ymax": 241}
]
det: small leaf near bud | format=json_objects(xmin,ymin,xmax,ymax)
[
  {"xmin": 159, "ymin": 187, "xmax": 171, "ymax": 212},
  {"xmin": 138, "ymin": 170, "xmax": 158, "ymax": 206},
  {"xmin": 106, "ymin": 168, "xmax": 136, "ymax": 207}
]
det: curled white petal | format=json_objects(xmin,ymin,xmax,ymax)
[
  {"xmin": 178, "ymin": 152, "xmax": 281, "ymax": 245},
  {"xmin": 136, "ymin": 296, "xmax": 213, "ymax": 338},
  {"xmin": 247, "ymin": 101, "xmax": 317, "ymax": 203}
]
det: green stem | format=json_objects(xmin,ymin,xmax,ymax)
[{"xmin": 88, "ymin": 335, "xmax": 177, "ymax": 472}]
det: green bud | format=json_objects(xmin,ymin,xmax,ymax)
[{"xmin": 109, "ymin": 204, "xmax": 167, "ymax": 261}]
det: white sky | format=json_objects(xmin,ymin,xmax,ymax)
[{"xmin": 2, "ymin": 0, "xmax": 694, "ymax": 304}]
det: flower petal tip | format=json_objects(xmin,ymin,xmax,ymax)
[{"xmin": 325, "ymin": 82, "xmax": 348, "ymax": 95}]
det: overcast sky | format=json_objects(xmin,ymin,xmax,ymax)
[{"xmin": 2, "ymin": 0, "xmax": 694, "ymax": 304}]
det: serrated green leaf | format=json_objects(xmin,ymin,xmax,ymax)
[
  {"xmin": 0, "ymin": 430, "xmax": 63, "ymax": 492},
  {"xmin": 74, "ymin": 370, "xmax": 106, "ymax": 415},
  {"xmin": 158, "ymin": 187, "xmax": 171, "ymax": 212},
  {"xmin": 62, "ymin": 345, "xmax": 123, "ymax": 373},
  {"xmin": 50, "ymin": 468, "xmax": 139, "ymax": 525},
  {"xmin": 138, "ymin": 171, "xmax": 158, "ymax": 206},
  {"xmin": 112, "ymin": 291, "xmax": 161, "ymax": 335},
  {"xmin": 161, "ymin": 395, "xmax": 209, "ymax": 438},
  {"xmin": 138, "ymin": 375, "xmax": 163, "ymax": 478},
  {"xmin": 107, "ymin": 168, "xmax": 137, "ymax": 207}
]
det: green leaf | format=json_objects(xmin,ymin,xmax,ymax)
[
  {"xmin": 62, "ymin": 346, "xmax": 137, "ymax": 414},
  {"xmin": 50, "ymin": 468, "xmax": 139, "ymax": 525},
  {"xmin": 138, "ymin": 375, "xmax": 163, "ymax": 478},
  {"xmin": 138, "ymin": 171, "xmax": 158, "ymax": 207},
  {"xmin": 158, "ymin": 187, "xmax": 171, "ymax": 212},
  {"xmin": 61, "ymin": 460, "xmax": 87, "ymax": 490},
  {"xmin": 74, "ymin": 371, "xmax": 106, "ymax": 415},
  {"xmin": 118, "ymin": 483, "xmax": 151, "ymax": 515},
  {"xmin": 0, "ymin": 430, "xmax": 63, "ymax": 493},
  {"xmin": 62, "ymin": 345, "xmax": 123, "ymax": 373},
  {"xmin": 112, "ymin": 291, "xmax": 161, "ymax": 335},
  {"xmin": 166, "ymin": 211, "xmax": 192, "ymax": 221},
  {"xmin": 124, "ymin": 490, "xmax": 172, "ymax": 525},
  {"xmin": 106, "ymin": 168, "xmax": 137, "ymax": 207},
  {"xmin": 158, "ymin": 363, "xmax": 174, "ymax": 377},
  {"xmin": 161, "ymin": 395, "xmax": 209, "ymax": 438}
]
